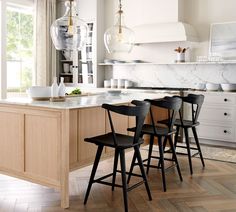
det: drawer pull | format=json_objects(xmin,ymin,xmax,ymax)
[
  {"xmin": 223, "ymin": 130, "xmax": 231, "ymax": 134},
  {"xmin": 224, "ymin": 112, "xmax": 228, "ymax": 116},
  {"xmin": 224, "ymin": 98, "xmax": 228, "ymax": 102}
]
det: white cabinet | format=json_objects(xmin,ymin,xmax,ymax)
[{"xmin": 184, "ymin": 91, "xmax": 236, "ymax": 146}]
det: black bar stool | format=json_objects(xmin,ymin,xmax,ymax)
[
  {"xmin": 83, "ymin": 100, "xmax": 152, "ymax": 212},
  {"xmin": 127, "ymin": 96, "xmax": 183, "ymax": 192},
  {"xmin": 172, "ymin": 94, "xmax": 205, "ymax": 175}
]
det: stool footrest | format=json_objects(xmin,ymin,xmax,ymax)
[
  {"xmin": 94, "ymin": 180, "xmax": 122, "ymax": 188},
  {"xmin": 116, "ymin": 170, "xmax": 142, "ymax": 178},
  {"xmin": 143, "ymin": 163, "xmax": 177, "ymax": 171},
  {"xmin": 176, "ymin": 145, "xmax": 199, "ymax": 150},
  {"xmin": 127, "ymin": 181, "xmax": 145, "ymax": 192},
  {"xmin": 175, "ymin": 151, "xmax": 200, "ymax": 158}
]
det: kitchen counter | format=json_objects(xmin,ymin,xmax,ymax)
[{"xmin": 0, "ymin": 89, "xmax": 179, "ymax": 109}]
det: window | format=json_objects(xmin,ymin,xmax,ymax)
[{"xmin": 0, "ymin": 0, "xmax": 34, "ymax": 98}]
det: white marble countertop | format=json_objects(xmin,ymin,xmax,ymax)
[{"xmin": 0, "ymin": 89, "xmax": 179, "ymax": 110}]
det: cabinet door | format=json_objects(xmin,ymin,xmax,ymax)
[
  {"xmin": 25, "ymin": 113, "xmax": 61, "ymax": 182},
  {"xmin": 78, "ymin": 107, "xmax": 105, "ymax": 165},
  {"xmin": 0, "ymin": 111, "xmax": 24, "ymax": 172}
]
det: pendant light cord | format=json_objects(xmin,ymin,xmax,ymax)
[
  {"xmin": 69, "ymin": 0, "xmax": 73, "ymax": 26},
  {"xmin": 118, "ymin": 0, "xmax": 123, "ymax": 33}
]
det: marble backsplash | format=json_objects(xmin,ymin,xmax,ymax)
[{"xmin": 104, "ymin": 63, "xmax": 236, "ymax": 88}]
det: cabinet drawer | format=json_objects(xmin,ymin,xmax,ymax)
[
  {"xmin": 197, "ymin": 124, "xmax": 235, "ymax": 142},
  {"xmin": 203, "ymin": 94, "xmax": 236, "ymax": 106},
  {"xmin": 199, "ymin": 107, "xmax": 235, "ymax": 123}
]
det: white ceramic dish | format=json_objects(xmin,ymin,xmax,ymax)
[
  {"xmin": 107, "ymin": 90, "xmax": 122, "ymax": 95},
  {"xmin": 221, "ymin": 83, "xmax": 236, "ymax": 91},
  {"xmin": 206, "ymin": 83, "xmax": 220, "ymax": 91},
  {"xmin": 28, "ymin": 86, "xmax": 51, "ymax": 99}
]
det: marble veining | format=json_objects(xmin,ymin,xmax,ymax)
[{"xmin": 105, "ymin": 64, "xmax": 236, "ymax": 88}]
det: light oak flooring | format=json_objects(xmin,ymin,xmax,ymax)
[{"xmin": 0, "ymin": 150, "xmax": 236, "ymax": 212}]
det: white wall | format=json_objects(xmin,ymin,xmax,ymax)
[
  {"xmin": 104, "ymin": 0, "xmax": 236, "ymax": 62},
  {"xmin": 184, "ymin": 0, "xmax": 236, "ymax": 58}
]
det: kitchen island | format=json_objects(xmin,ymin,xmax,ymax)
[{"xmin": 0, "ymin": 90, "xmax": 178, "ymax": 208}]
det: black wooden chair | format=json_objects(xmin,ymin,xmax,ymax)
[
  {"xmin": 127, "ymin": 96, "xmax": 183, "ymax": 192},
  {"xmin": 171, "ymin": 94, "xmax": 205, "ymax": 175},
  {"xmin": 83, "ymin": 100, "xmax": 152, "ymax": 212}
]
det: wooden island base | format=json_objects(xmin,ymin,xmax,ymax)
[{"xmin": 0, "ymin": 99, "xmax": 167, "ymax": 208}]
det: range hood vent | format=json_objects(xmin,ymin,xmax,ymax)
[{"xmin": 133, "ymin": 22, "xmax": 199, "ymax": 44}]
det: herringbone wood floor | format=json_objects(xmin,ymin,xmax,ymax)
[{"xmin": 0, "ymin": 150, "xmax": 236, "ymax": 212}]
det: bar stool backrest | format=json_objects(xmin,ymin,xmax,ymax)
[
  {"xmin": 181, "ymin": 94, "xmax": 204, "ymax": 124},
  {"xmin": 102, "ymin": 100, "xmax": 150, "ymax": 147},
  {"xmin": 145, "ymin": 97, "xmax": 182, "ymax": 133}
]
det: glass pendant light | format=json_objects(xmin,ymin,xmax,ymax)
[
  {"xmin": 50, "ymin": 0, "xmax": 88, "ymax": 51},
  {"xmin": 104, "ymin": 0, "xmax": 135, "ymax": 53}
]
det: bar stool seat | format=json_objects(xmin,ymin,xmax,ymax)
[
  {"xmin": 174, "ymin": 119, "xmax": 200, "ymax": 127},
  {"xmin": 128, "ymin": 124, "xmax": 176, "ymax": 136},
  {"xmin": 161, "ymin": 119, "xmax": 200, "ymax": 128},
  {"xmin": 85, "ymin": 133, "xmax": 144, "ymax": 148}
]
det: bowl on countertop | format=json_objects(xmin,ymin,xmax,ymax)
[
  {"xmin": 28, "ymin": 86, "xmax": 51, "ymax": 100},
  {"xmin": 220, "ymin": 83, "xmax": 236, "ymax": 92},
  {"xmin": 194, "ymin": 83, "xmax": 206, "ymax": 90},
  {"xmin": 206, "ymin": 83, "xmax": 220, "ymax": 91}
]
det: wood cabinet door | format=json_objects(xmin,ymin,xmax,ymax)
[
  {"xmin": 25, "ymin": 113, "xmax": 61, "ymax": 183},
  {"xmin": 78, "ymin": 107, "xmax": 105, "ymax": 165},
  {"xmin": 0, "ymin": 111, "xmax": 24, "ymax": 172}
]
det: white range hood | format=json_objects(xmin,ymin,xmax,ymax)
[{"xmin": 133, "ymin": 22, "xmax": 199, "ymax": 44}]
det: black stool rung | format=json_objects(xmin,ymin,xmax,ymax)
[
  {"xmin": 94, "ymin": 179, "xmax": 145, "ymax": 192},
  {"xmin": 116, "ymin": 170, "xmax": 142, "ymax": 178},
  {"xmin": 94, "ymin": 173, "xmax": 113, "ymax": 182},
  {"xmin": 145, "ymin": 156, "xmax": 174, "ymax": 162},
  {"xmin": 143, "ymin": 163, "xmax": 177, "ymax": 171},
  {"xmin": 175, "ymin": 151, "xmax": 200, "ymax": 158},
  {"xmin": 176, "ymin": 145, "xmax": 199, "ymax": 151},
  {"xmin": 94, "ymin": 180, "xmax": 122, "ymax": 188},
  {"xmin": 127, "ymin": 181, "xmax": 144, "ymax": 192}
]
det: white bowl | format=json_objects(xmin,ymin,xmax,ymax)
[
  {"xmin": 194, "ymin": 83, "xmax": 206, "ymax": 90},
  {"xmin": 206, "ymin": 83, "xmax": 219, "ymax": 91},
  {"xmin": 221, "ymin": 83, "xmax": 236, "ymax": 91},
  {"xmin": 28, "ymin": 86, "xmax": 51, "ymax": 98}
]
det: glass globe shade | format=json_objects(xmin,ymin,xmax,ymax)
[
  {"xmin": 104, "ymin": 13, "xmax": 135, "ymax": 54},
  {"xmin": 50, "ymin": 1, "xmax": 88, "ymax": 51}
]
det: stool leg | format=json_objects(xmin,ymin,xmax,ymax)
[
  {"xmin": 158, "ymin": 136, "xmax": 166, "ymax": 192},
  {"xmin": 146, "ymin": 135, "xmax": 154, "ymax": 175},
  {"xmin": 172, "ymin": 126, "xmax": 180, "ymax": 161},
  {"xmin": 120, "ymin": 149, "xmax": 128, "ymax": 212},
  {"xmin": 169, "ymin": 135, "xmax": 183, "ymax": 181},
  {"xmin": 184, "ymin": 128, "xmax": 193, "ymax": 175},
  {"xmin": 84, "ymin": 145, "xmax": 104, "ymax": 205},
  {"xmin": 192, "ymin": 127, "xmax": 205, "ymax": 167},
  {"xmin": 112, "ymin": 149, "xmax": 119, "ymax": 191},
  {"xmin": 174, "ymin": 126, "xmax": 180, "ymax": 148},
  {"xmin": 158, "ymin": 136, "xmax": 167, "ymax": 168},
  {"xmin": 127, "ymin": 150, "xmax": 136, "ymax": 184},
  {"xmin": 134, "ymin": 145, "xmax": 152, "ymax": 201},
  {"xmin": 127, "ymin": 133, "xmax": 143, "ymax": 184}
]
